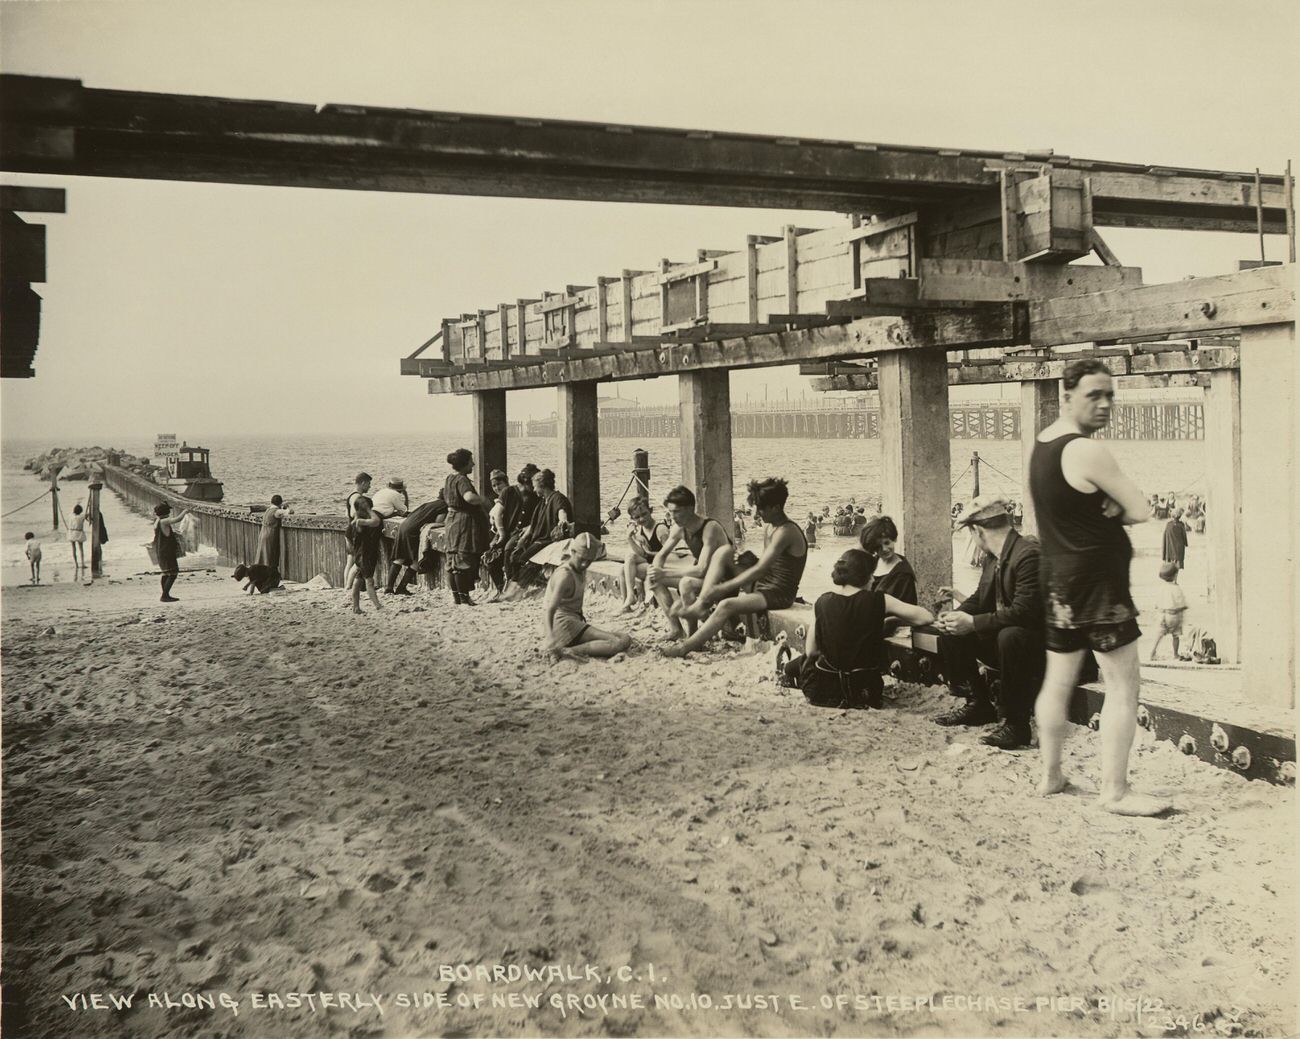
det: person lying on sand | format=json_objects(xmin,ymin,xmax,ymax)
[
  {"xmin": 662, "ymin": 477, "xmax": 806, "ymax": 658},
  {"xmin": 542, "ymin": 533, "xmax": 631, "ymax": 661}
]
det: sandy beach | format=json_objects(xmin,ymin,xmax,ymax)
[{"xmin": 2, "ymin": 568, "xmax": 1294, "ymax": 1039}]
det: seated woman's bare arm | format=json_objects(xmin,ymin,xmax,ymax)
[{"xmin": 884, "ymin": 595, "xmax": 934, "ymax": 627}]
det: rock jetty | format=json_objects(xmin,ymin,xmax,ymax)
[{"xmin": 24, "ymin": 446, "xmax": 161, "ymax": 482}]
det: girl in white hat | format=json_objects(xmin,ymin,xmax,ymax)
[{"xmin": 542, "ymin": 533, "xmax": 631, "ymax": 660}]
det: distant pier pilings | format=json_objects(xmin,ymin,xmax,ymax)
[{"xmin": 519, "ymin": 400, "xmax": 1203, "ymax": 441}]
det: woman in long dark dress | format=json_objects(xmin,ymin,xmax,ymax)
[
  {"xmin": 254, "ymin": 495, "xmax": 293, "ymax": 571},
  {"xmin": 152, "ymin": 502, "xmax": 192, "ymax": 602},
  {"xmin": 785, "ymin": 548, "xmax": 934, "ymax": 708},
  {"xmin": 503, "ymin": 468, "xmax": 573, "ymax": 598},
  {"xmin": 443, "ymin": 448, "xmax": 491, "ymax": 605}
]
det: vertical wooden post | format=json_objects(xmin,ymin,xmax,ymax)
[
  {"xmin": 620, "ymin": 271, "xmax": 636, "ymax": 343},
  {"xmin": 556, "ymin": 382, "xmax": 600, "ymax": 526},
  {"xmin": 473, "ymin": 389, "xmax": 509, "ymax": 505},
  {"xmin": 1239, "ymin": 322, "xmax": 1296, "ymax": 706},
  {"xmin": 632, "ymin": 448, "xmax": 650, "ymax": 499},
  {"xmin": 746, "ymin": 236, "xmax": 761, "ymax": 323},
  {"xmin": 1019, "ymin": 379, "xmax": 1060, "ymax": 535},
  {"xmin": 87, "ymin": 480, "xmax": 104, "ymax": 578},
  {"xmin": 1203, "ymin": 369, "xmax": 1242, "ymax": 663},
  {"xmin": 50, "ymin": 464, "xmax": 61, "ymax": 530},
  {"xmin": 878, "ymin": 350, "xmax": 952, "ymax": 604},
  {"xmin": 679, "ymin": 370, "xmax": 734, "ymax": 539},
  {"xmin": 784, "ymin": 224, "xmax": 799, "ymax": 314},
  {"xmin": 596, "ymin": 277, "xmax": 612, "ymax": 343},
  {"xmin": 498, "ymin": 302, "xmax": 512, "ymax": 360}
]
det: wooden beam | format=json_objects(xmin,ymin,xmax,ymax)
[
  {"xmin": 916, "ymin": 258, "xmax": 1142, "ymax": 301},
  {"xmin": 1028, "ymin": 264, "xmax": 1294, "ymax": 347},
  {"xmin": 0, "ymin": 185, "xmax": 66, "ymax": 212},
  {"xmin": 426, "ymin": 306, "xmax": 1018, "ymax": 393},
  {"xmin": 1089, "ymin": 228, "xmax": 1122, "ymax": 266},
  {"xmin": 1088, "ymin": 170, "xmax": 1289, "ymax": 234},
  {"xmin": 404, "ymin": 329, "xmax": 442, "ymax": 360},
  {"xmin": 805, "ymin": 345, "xmax": 1240, "ymax": 390},
  {"xmin": 658, "ymin": 258, "xmax": 717, "ymax": 284}
]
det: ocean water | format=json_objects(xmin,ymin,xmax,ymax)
[{"xmin": 4, "ymin": 430, "xmax": 1209, "ymax": 593}]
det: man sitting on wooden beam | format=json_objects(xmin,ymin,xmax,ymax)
[
  {"xmin": 933, "ymin": 495, "xmax": 1045, "ymax": 750},
  {"xmin": 646, "ymin": 484, "xmax": 734, "ymax": 640},
  {"xmin": 661, "ymin": 477, "xmax": 808, "ymax": 658}
]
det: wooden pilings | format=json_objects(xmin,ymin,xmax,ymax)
[
  {"xmin": 679, "ymin": 370, "xmax": 735, "ymax": 538},
  {"xmin": 878, "ymin": 351, "xmax": 952, "ymax": 604},
  {"xmin": 1019, "ymin": 379, "xmax": 1059, "ymax": 535},
  {"xmin": 87, "ymin": 480, "xmax": 103, "ymax": 578},
  {"xmin": 1239, "ymin": 323, "xmax": 1296, "ymax": 706},
  {"xmin": 1204, "ymin": 369, "xmax": 1242, "ymax": 663},
  {"xmin": 473, "ymin": 389, "xmax": 508, "ymax": 504},
  {"xmin": 556, "ymin": 382, "xmax": 601, "ymax": 525}
]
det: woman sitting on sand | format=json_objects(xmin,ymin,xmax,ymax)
[
  {"xmin": 348, "ymin": 495, "xmax": 384, "ymax": 613},
  {"xmin": 784, "ymin": 548, "xmax": 934, "ymax": 708},
  {"xmin": 254, "ymin": 495, "xmax": 293, "ymax": 572},
  {"xmin": 152, "ymin": 502, "xmax": 192, "ymax": 602},
  {"xmin": 619, "ymin": 497, "xmax": 670, "ymax": 612},
  {"xmin": 543, "ymin": 533, "xmax": 632, "ymax": 660}
]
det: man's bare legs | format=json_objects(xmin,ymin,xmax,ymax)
[
  {"xmin": 681, "ymin": 552, "xmax": 735, "ymax": 623},
  {"xmin": 1036, "ymin": 641, "xmax": 1169, "ymax": 815},
  {"xmin": 1095, "ymin": 641, "xmax": 1169, "ymax": 816},
  {"xmin": 662, "ymin": 592, "xmax": 767, "ymax": 657},
  {"xmin": 648, "ymin": 572, "xmax": 689, "ymax": 638},
  {"xmin": 1035, "ymin": 649, "xmax": 1083, "ymax": 796}
]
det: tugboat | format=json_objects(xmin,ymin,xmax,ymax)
[{"xmin": 152, "ymin": 434, "xmax": 224, "ymax": 502}]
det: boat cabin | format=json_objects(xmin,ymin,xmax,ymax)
[{"xmin": 168, "ymin": 444, "xmax": 214, "ymax": 481}]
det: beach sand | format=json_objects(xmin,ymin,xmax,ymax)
[{"xmin": 2, "ymin": 572, "xmax": 1294, "ymax": 1038}]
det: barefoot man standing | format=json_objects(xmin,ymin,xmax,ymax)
[{"xmin": 1029, "ymin": 359, "xmax": 1168, "ymax": 816}]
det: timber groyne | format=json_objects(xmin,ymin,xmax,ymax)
[{"xmin": 102, "ymin": 465, "xmax": 444, "ymax": 588}]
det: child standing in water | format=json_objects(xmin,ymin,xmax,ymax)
[{"xmin": 24, "ymin": 532, "xmax": 42, "ymax": 584}]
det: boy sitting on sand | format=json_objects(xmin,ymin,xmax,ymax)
[
  {"xmin": 543, "ymin": 533, "xmax": 632, "ymax": 661},
  {"xmin": 1150, "ymin": 561, "xmax": 1188, "ymax": 661},
  {"xmin": 25, "ymin": 531, "xmax": 42, "ymax": 584}
]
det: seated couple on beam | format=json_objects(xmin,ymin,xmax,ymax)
[{"xmin": 652, "ymin": 478, "xmax": 807, "ymax": 658}]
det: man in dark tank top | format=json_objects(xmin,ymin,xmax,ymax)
[
  {"xmin": 662, "ymin": 477, "xmax": 807, "ymax": 658},
  {"xmin": 1028, "ymin": 359, "xmax": 1167, "ymax": 816},
  {"xmin": 647, "ymin": 484, "xmax": 735, "ymax": 640}
]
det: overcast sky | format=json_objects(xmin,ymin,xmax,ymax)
[{"xmin": 2, "ymin": 0, "xmax": 1295, "ymax": 442}]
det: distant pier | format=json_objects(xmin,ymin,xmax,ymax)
[{"xmin": 517, "ymin": 399, "xmax": 1203, "ymax": 441}]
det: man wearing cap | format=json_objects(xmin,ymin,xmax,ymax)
[
  {"xmin": 370, "ymin": 477, "xmax": 411, "ymax": 595},
  {"xmin": 371, "ymin": 477, "xmax": 410, "ymax": 520},
  {"xmin": 933, "ymin": 495, "xmax": 1045, "ymax": 750},
  {"xmin": 542, "ymin": 532, "xmax": 632, "ymax": 660}
]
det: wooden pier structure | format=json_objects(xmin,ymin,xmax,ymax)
[
  {"xmin": 520, "ymin": 396, "xmax": 1204, "ymax": 441},
  {"xmin": 1, "ymin": 73, "xmax": 1294, "ymax": 711}
]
